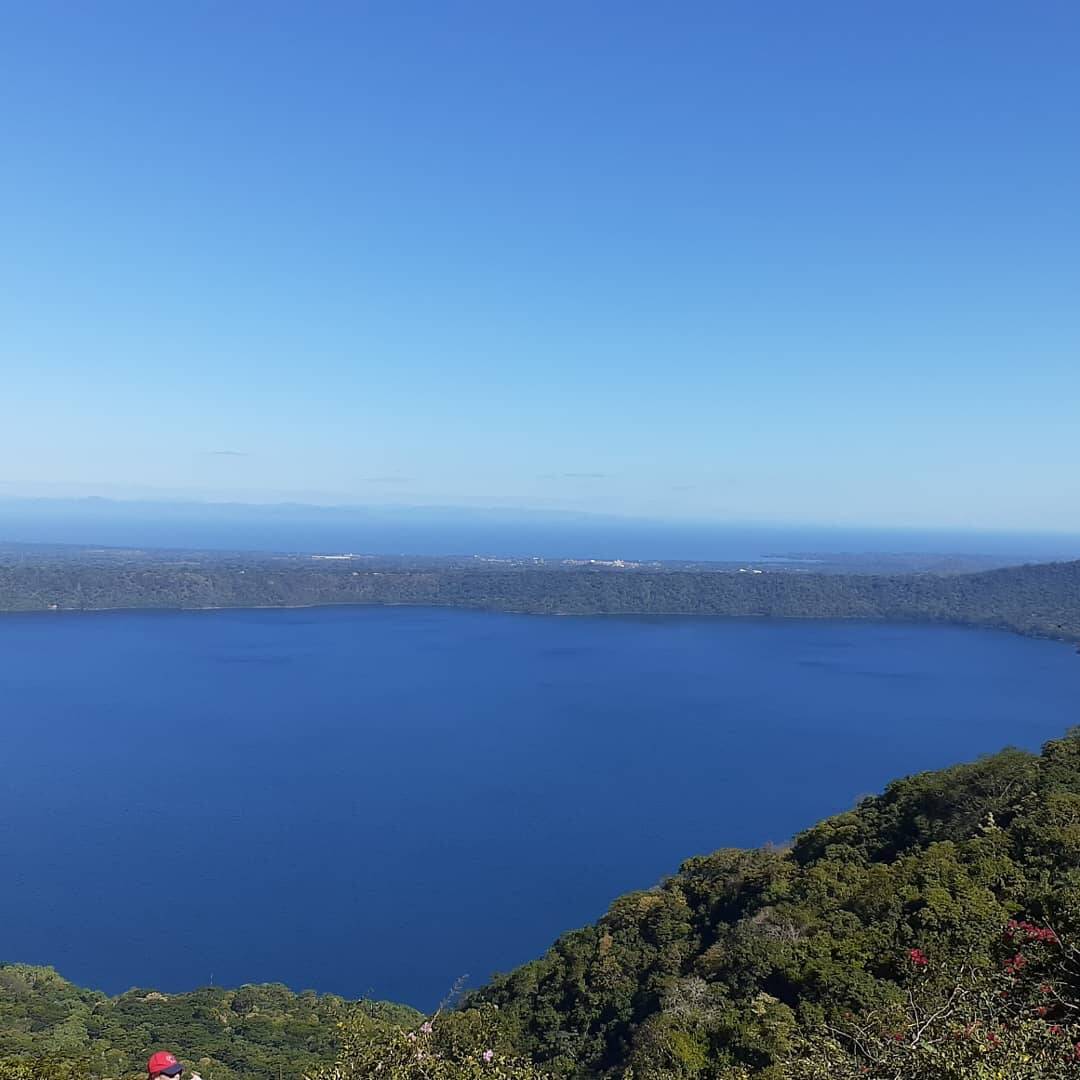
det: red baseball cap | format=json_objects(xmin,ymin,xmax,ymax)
[{"xmin": 147, "ymin": 1052, "xmax": 183, "ymax": 1077}]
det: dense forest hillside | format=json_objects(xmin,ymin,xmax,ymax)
[
  {"xmin": 469, "ymin": 729, "xmax": 1080, "ymax": 1078},
  {"xmin": 1, "ymin": 555, "xmax": 1079, "ymax": 642},
  {"xmin": 5, "ymin": 732, "xmax": 1080, "ymax": 1079}
]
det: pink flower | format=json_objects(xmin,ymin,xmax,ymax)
[
  {"xmin": 908, "ymin": 948, "xmax": 929, "ymax": 967},
  {"xmin": 419, "ymin": 1021, "xmax": 433, "ymax": 1035},
  {"xmin": 1005, "ymin": 920, "xmax": 1059, "ymax": 945},
  {"xmin": 482, "ymin": 1049, "xmax": 495, "ymax": 1064},
  {"xmin": 1004, "ymin": 952, "xmax": 1027, "ymax": 975}
]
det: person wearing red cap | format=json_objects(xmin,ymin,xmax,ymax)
[{"xmin": 147, "ymin": 1052, "xmax": 190, "ymax": 1079}]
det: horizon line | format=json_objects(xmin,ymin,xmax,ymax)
[{"xmin": 2, "ymin": 491, "xmax": 1080, "ymax": 541}]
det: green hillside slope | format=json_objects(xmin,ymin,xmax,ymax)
[{"xmin": 469, "ymin": 729, "xmax": 1080, "ymax": 1077}]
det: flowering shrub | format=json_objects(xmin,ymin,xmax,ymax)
[{"xmin": 785, "ymin": 920, "xmax": 1080, "ymax": 1079}]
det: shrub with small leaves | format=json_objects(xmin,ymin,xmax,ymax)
[{"xmin": 309, "ymin": 1006, "xmax": 550, "ymax": 1080}]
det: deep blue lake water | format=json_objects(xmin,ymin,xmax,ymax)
[{"xmin": 2, "ymin": 607, "xmax": 1078, "ymax": 1009}]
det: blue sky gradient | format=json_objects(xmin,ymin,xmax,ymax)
[{"xmin": 2, "ymin": 2, "xmax": 1078, "ymax": 529}]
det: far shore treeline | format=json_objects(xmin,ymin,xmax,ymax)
[{"xmin": 1, "ymin": 555, "xmax": 1079, "ymax": 644}]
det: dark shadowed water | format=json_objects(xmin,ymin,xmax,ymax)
[{"xmin": 1, "ymin": 607, "xmax": 1077, "ymax": 1008}]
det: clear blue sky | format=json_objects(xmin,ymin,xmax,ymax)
[{"xmin": 2, "ymin": 2, "xmax": 1078, "ymax": 530}]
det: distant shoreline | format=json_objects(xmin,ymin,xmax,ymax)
[{"xmin": 1, "ymin": 554, "xmax": 1078, "ymax": 647}]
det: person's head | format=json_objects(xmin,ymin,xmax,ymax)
[{"xmin": 147, "ymin": 1051, "xmax": 183, "ymax": 1079}]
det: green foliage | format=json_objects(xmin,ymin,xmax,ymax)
[
  {"xmin": 312, "ymin": 1007, "xmax": 549, "ymax": 1080},
  {"xmin": 786, "ymin": 920, "xmax": 1080, "ymax": 1078},
  {"xmin": 0, "ymin": 969, "xmax": 417, "ymax": 1080}
]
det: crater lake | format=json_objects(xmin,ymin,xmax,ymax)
[{"xmin": 2, "ymin": 606, "xmax": 1077, "ymax": 1007}]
